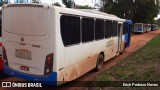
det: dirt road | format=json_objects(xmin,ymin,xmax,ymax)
[{"xmin": 0, "ymin": 30, "xmax": 160, "ymax": 90}]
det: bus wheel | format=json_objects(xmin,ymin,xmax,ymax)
[{"xmin": 95, "ymin": 54, "xmax": 104, "ymax": 71}]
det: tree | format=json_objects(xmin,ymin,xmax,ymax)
[
  {"xmin": 76, "ymin": 5, "xmax": 92, "ymax": 9},
  {"xmin": 101, "ymin": 0, "xmax": 160, "ymax": 24},
  {"xmin": 62, "ymin": 0, "xmax": 75, "ymax": 8},
  {"xmin": 0, "ymin": 1, "xmax": 7, "ymax": 6},
  {"xmin": 155, "ymin": 19, "xmax": 160, "ymax": 26},
  {"xmin": 53, "ymin": 2, "xmax": 62, "ymax": 7},
  {"xmin": 133, "ymin": 0, "xmax": 159, "ymax": 23}
]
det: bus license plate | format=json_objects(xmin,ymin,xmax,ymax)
[
  {"xmin": 20, "ymin": 66, "xmax": 30, "ymax": 71},
  {"xmin": 15, "ymin": 49, "xmax": 32, "ymax": 60}
]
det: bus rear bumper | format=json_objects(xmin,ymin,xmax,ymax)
[
  {"xmin": 134, "ymin": 31, "xmax": 143, "ymax": 33},
  {"xmin": 4, "ymin": 65, "xmax": 57, "ymax": 86}
]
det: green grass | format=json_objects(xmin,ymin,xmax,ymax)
[{"xmin": 96, "ymin": 35, "xmax": 160, "ymax": 81}]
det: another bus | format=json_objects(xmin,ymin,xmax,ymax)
[
  {"xmin": 151, "ymin": 24, "xmax": 159, "ymax": 31},
  {"xmin": 134, "ymin": 23, "xmax": 146, "ymax": 33},
  {"xmin": 146, "ymin": 24, "xmax": 151, "ymax": 32},
  {"xmin": 2, "ymin": 3, "xmax": 132, "ymax": 86}
]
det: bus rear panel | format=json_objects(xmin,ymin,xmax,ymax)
[
  {"xmin": 3, "ymin": 4, "xmax": 57, "ymax": 85},
  {"xmin": 134, "ymin": 23, "xmax": 144, "ymax": 33}
]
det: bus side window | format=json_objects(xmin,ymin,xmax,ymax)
[
  {"xmin": 112, "ymin": 21, "xmax": 118, "ymax": 37},
  {"xmin": 105, "ymin": 20, "xmax": 112, "ymax": 38},
  {"xmin": 95, "ymin": 19, "xmax": 105, "ymax": 40},
  {"xmin": 60, "ymin": 15, "xmax": 80, "ymax": 46},
  {"xmin": 82, "ymin": 18, "xmax": 94, "ymax": 43}
]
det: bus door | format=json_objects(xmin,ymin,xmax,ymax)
[
  {"xmin": 127, "ymin": 24, "xmax": 131, "ymax": 47},
  {"xmin": 117, "ymin": 23, "xmax": 123, "ymax": 53}
]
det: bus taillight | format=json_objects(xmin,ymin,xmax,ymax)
[
  {"xmin": 44, "ymin": 53, "xmax": 53, "ymax": 75},
  {"xmin": 2, "ymin": 46, "xmax": 8, "ymax": 66}
]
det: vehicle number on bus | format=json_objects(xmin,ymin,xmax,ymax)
[{"xmin": 15, "ymin": 49, "xmax": 32, "ymax": 60}]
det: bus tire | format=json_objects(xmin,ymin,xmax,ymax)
[
  {"xmin": 95, "ymin": 54, "xmax": 104, "ymax": 71},
  {"xmin": 120, "ymin": 52, "xmax": 123, "ymax": 55}
]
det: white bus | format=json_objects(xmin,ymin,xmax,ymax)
[
  {"xmin": 147, "ymin": 24, "xmax": 151, "ymax": 32},
  {"xmin": 2, "ymin": 3, "xmax": 131, "ymax": 86},
  {"xmin": 134, "ymin": 23, "xmax": 147, "ymax": 33}
]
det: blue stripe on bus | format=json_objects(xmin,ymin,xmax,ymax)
[
  {"xmin": 124, "ymin": 33, "xmax": 128, "ymax": 45},
  {"xmin": 4, "ymin": 65, "xmax": 57, "ymax": 86}
]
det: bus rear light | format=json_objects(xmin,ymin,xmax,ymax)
[
  {"xmin": 47, "ymin": 56, "xmax": 52, "ymax": 61},
  {"xmin": 2, "ymin": 46, "xmax": 8, "ymax": 66},
  {"xmin": 45, "ymin": 68, "xmax": 50, "ymax": 74},
  {"xmin": 44, "ymin": 53, "xmax": 53, "ymax": 75}
]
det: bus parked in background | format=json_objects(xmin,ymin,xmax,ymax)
[
  {"xmin": 134, "ymin": 23, "xmax": 147, "ymax": 33},
  {"xmin": 146, "ymin": 24, "xmax": 151, "ymax": 32},
  {"xmin": 2, "ymin": 3, "xmax": 132, "ymax": 86},
  {"xmin": 151, "ymin": 24, "xmax": 159, "ymax": 31},
  {"xmin": 143, "ymin": 24, "xmax": 148, "ymax": 32}
]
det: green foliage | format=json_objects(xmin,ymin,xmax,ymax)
[
  {"xmin": 53, "ymin": 2, "xmax": 62, "ymax": 7},
  {"xmin": 155, "ymin": 19, "xmax": 160, "ymax": 26},
  {"xmin": 62, "ymin": 0, "xmax": 74, "ymax": 8},
  {"xmin": 133, "ymin": 0, "xmax": 159, "ymax": 24},
  {"xmin": 76, "ymin": 5, "xmax": 92, "ymax": 9},
  {"xmin": 102, "ymin": 0, "xmax": 160, "ymax": 24},
  {"xmin": 0, "ymin": 1, "xmax": 7, "ymax": 6}
]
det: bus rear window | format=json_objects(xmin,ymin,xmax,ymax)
[
  {"xmin": 3, "ymin": 7, "xmax": 49, "ymax": 36},
  {"xmin": 134, "ymin": 24, "xmax": 142, "ymax": 27}
]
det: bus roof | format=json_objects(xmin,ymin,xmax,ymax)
[
  {"xmin": 3, "ymin": 3, "xmax": 125, "ymax": 22},
  {"xmin": 54, "ymin": 6, "xmax": 125, "ymax": 22},
  {"xmin": 76, "ymin": 9, "xmax": 117, "ymax": 17}
]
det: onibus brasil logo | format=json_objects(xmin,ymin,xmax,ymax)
[{"xmin": 2, "ymin": 82, "xmax": 42, "ymax": 87}]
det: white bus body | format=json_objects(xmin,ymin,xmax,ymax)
[
  {"xmin": 147, "ymin": 24, "xmax": 151, "ymax": 32},
  {"xmin": 3, "ymin": 4, "xmax": 127, "ymax": 86},
  {"xmin": 134, "ymin": 23, "xmax": 146, "ymax": 33}
]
